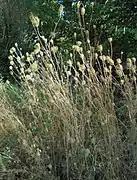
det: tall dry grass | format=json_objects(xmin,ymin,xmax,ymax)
[{"xmin": 1, "ymin": 4, "xmax": 137, "ymax": 180}]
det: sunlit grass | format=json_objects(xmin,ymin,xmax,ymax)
[{"xmin": 0, "ymin": 3, "xmax": 137, "ymax": 180}]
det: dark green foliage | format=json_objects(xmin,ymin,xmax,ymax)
[
  {"xmin": 0, "ymin": 0, "xmax": 25, "ymax": 79},
  {"xmin": 0, "ymin": 0, "xmax": 137, "ymax": 79}
]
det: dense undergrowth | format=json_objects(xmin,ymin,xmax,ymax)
[{"xmin": 0, "ymin": 3, "xmax": 137, "ymax": 180}]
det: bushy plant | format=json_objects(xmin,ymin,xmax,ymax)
[{"xmin": 0, "ymin": 2, "xmax": 137, "ymax": 180}]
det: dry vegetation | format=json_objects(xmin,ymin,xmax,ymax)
[{"xmin": 0, "ymin": 7, "xmax": 137, "ymax": 180}]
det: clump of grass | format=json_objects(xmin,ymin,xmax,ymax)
[{"xmin": 0, "ymin": 2, "xmax": 137, "ymax": 180}]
